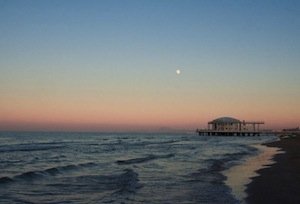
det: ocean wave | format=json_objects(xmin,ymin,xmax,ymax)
[
  {"xmin": 188, "ymin": 165, "xmax": 226, "ymax": 184},
  {"xmin": 70, "ymin": 169, "xmax": 142, "ymax": 193},
  {"xmin": 0, "ymin": 143, "xmax": 65, "ymax": 153},
  {"xmin": 114, "ymin": 169, "xmax": 142, "ymax": 193},
  {"xmin": 116, "ymin": 153, "xmax": 174, "ymax": 165},
  {"xmin": 187, "ymin": 149, "xmax": 256, "ymax": 185},
  {"xmin": 0, "ymin": 162, "xmax": 96, "ymax": 184},
  {"xmin": 99, "ymin": 139, "xmax": 178, "ymax": 147},
  {"xmin": 0, "ymin": 176, "xmax": 14, "ymax": 184}
]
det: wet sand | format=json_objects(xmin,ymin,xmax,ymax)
[
  {"xmin": 224, "ymin": 144, "xmax": 282, "ymax": 203},
  {"xmin": 246, "ymin": 134, "xmax": 300, "ymax": 204}
]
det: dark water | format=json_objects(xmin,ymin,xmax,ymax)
[{"xmin": 0, "ymin": 132, "xmax": 276, "ymax": 204}]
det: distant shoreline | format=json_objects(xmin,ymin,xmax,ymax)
[{"xmin": 245, "ymin": 133, "xmax": 300, "ymax": 203}]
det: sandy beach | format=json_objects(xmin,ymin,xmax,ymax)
[{"xmin": 246, "ymin": 134, "xmax": 300, "ymax": 204}]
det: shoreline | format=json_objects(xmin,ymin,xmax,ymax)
[
  {"xmin": 223, "ymin": 143, "xmax": 282, "ymax": 203},
  {"xmin": 246, "ymin": 134, "xmax": 300, "ymax": 203}
]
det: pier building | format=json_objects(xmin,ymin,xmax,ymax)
[{"xmin": 197, "ymin": 117, "xmax": 265, "ymax": 136}]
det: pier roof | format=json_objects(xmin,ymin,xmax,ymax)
[{"xmin": 208, "ymin": 117, "xmax": 241, "ymax": 124}]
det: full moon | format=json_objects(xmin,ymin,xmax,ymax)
[{"xmin": 176, "ymin": 69, "xmax": 181, "ymax": 75}]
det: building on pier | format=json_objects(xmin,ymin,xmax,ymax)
[{"xmin": 197, "ymin": 117, "xmax": 265, "ymax": 136}]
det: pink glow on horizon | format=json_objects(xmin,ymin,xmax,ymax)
[
  {"xmin": 0, "ymin": 109, "xmax": 299, "ymax": 132},
  {"xmin": 1, "ymin": 88, "xmax": 299, "ymax": 132}
]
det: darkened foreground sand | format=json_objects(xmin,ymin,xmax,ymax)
[{"xmin": 246, "ymin": 134, "xmax": 300, "ymax": 204}]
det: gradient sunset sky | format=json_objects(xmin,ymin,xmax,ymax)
[{"xmin": 0, "ymin": 0, "xmax": 299, "ymax": 132}]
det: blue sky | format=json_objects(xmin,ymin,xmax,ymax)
[{"xmin": 0, "ymin": 0, "xmax": 299, "ymax": 131}]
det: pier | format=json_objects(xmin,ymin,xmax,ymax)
[
  {"xmin": 197, "ymin": 117, "xmax": 268, "ymax": 136},
  {"xmin": 196, "ymin": 129, "xmax": 267, "ymax": 136}
]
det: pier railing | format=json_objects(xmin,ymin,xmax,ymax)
[
  {"xmin": 244, "ymin": 121, "xmax": 265, "ymax": 124},
  {"xmin": 196, "ymin": 129, "xmax": 273, "ymax": 136}
]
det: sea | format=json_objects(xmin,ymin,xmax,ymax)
[{"xmin": 0, "ymin": 132, "xmax": 277, "ymax": 204}]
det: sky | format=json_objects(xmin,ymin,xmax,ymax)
[{"xmin": 0, "ymin": 0, "xmax": 299, "ymax": 132}]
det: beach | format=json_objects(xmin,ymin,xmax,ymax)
[
  {"xmin": 224, "ymin": 143, "xmax": 282, "ymax": 203},
  {"xmin": 246, "ymin": 133, "xmax": 300, "ymax": 204}
]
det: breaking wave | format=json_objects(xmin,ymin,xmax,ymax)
[
  {"xmin": 116, "ymin": 153, "xmax": 174, "ymax": 165},
  {"xmin": 0, "ymin": 162, "xmax": 96, "ymax": 184},
  {"xmin": 0, "ymin": 143, "xmax": 65, "ymax": 153}
]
